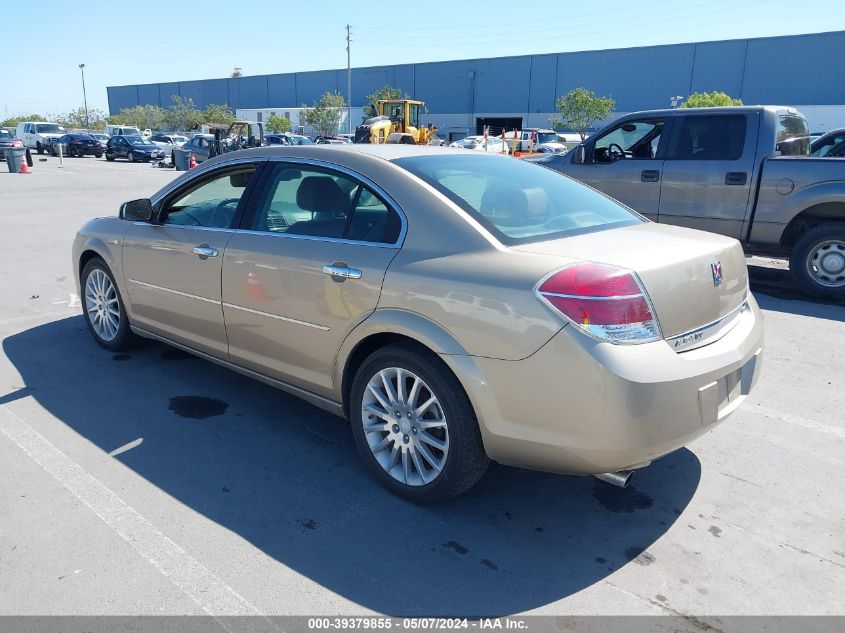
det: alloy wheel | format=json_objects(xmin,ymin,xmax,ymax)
[
  {"xmin": 84, "ymin": 269, "xmax": 121, "ymax": 341},
  {"xmin": 360, "ymin": 367, "xmax": 449, "ymax": 486}
]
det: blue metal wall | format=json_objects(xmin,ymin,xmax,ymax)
[{"xmin": 107, "ymin": 30, "xmax": 845, "ymax": 115}]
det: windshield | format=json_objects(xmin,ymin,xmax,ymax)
[
  {"xmin": 394, "ymin": 154, "xmax": 642, "ymax": 245},
  {"xmin": 172, "ymin": 136, "xmax": 188, "ymax": 143},
  {"xmin": 128, "ymin": 136, "xmax": 154, "ymax": 146},
  {"xmin": 36, "ymin": 124, "xmax": 64, "ymax": 134},
  {"xmin": 536, "ymin": 132, "xmax": 558, "ymax": 144},
  {"xmin": 290, "ymin": 136, "xmax": 313, "ymax": 145}
]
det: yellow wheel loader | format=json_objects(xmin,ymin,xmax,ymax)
[{"xmin": 354, "ymin": 99, "xmax": 443, "ymax": 145}]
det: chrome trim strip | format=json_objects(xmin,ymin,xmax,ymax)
[
  {"xmin": 667, "ymin": 300, "xmax": 748, "ymax": 352},
  {"xmin": 132, "ymin": 222, "xmax": 236, "ymax": 234},
  {"xmin": 222, "ymin": 302, "xmax": 330, "ymax": 331},
  {"xmin": 540, "ymin": 291, "xmax": 645, "ymax": 301},
  {"xmin": 233, "ymin": 228, "xmax": 400, "ymax": 249},
  {"xmin": 127, "ymin": 279, "xmax": 221, "ymax": 305}
]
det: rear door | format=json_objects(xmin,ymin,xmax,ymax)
[
  {"xmin": 122, "ymin": 161, "xmax": 263, "ymax": 357},
  {"xmin": 658, "ymin": 112, "xmax": 758, "ymax": 238},
  {"xmin": 562, "ymin": 117, "xmax": 669, "ymax": 220},
  {"xmin": 222, "ymin": 159, "xmax": 403, "ymax": 396}
]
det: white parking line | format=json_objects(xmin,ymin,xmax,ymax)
[
  {"xmin": 0, "ymin": 405, "xmax": 272, "ymax": 623},
  {"xmin": 749, "ymin": 403, "xmax": 845, "ymax": 439}
]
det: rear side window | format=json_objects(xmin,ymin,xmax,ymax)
[
  {"xmin": 394, "ymin": 154, "xmax": 642, "ymax": 245},
  {"xmin": 251, "ymin": 164, "xmax": 402, "ymax": 244},
  {"xmin": 669, "ymin": 115, "xmax": 746, "ymax": 161},
  {"xmin": 776, "ymin": 115, "xmax": 810, "ymax": 156}
]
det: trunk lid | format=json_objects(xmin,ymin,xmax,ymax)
[{"xmin": 514, "ymin": 223, "xmax": 748, "ymax": 340}]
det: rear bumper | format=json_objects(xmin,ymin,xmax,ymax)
[{"xmin": 451, "ymin": 295, "xmax": 764, "ymax": 475}]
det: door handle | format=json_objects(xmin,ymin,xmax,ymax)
[
  {"xmin": 192, "ymin": 245, "xmax": 219, "ymax": 258},
  {"xmin": 322, "ymin": 264, "xmax": 362, "ymax": 280},
  {"xmin": 641, "ymin": 169, "xmax": 660, "ymax": 182},
  {"xmin": 725, "ymin": 171, "xmax": 748, "ymax": 185}
]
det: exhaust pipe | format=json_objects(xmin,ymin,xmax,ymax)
[{"xmin": 594, "ymin": 470, "xmax": 634, "ymax": 488}]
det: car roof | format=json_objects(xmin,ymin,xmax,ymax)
[{"xmin": 219, "ymin": 143, "xmax": 464, "ymax": 162}]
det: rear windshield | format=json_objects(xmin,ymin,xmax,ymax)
[
  {"xmin": 394, "ymin": 154, "xmax": 643, "ymax": 245},
  {"xmin": 776, "ymin": 115, "xmax": 810, "ymax": 156},
  {"xmin": 0, "ymin": 129, "xmax": 13, "ymax": 139}
]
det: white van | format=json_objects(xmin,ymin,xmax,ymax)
[
  {"xmin": 105, "ymin": 124, "xmax": 141, "ymax": 137},
  {"xmin": 16, "ymin": 121, "xmax": 66, "ymax": 154}
]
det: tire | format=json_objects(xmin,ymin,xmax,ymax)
[
  {"xmin": 36, "ymin": 142, "xmax": 43, "ymax": 155},
  {"xmin": 105, "ymin": 152, "xmax": 115, "ymax": 161},
  {"xmin": 95, "ymin": 153, "xmax": 102, "ymax": 158},
  {"xmin": 50, "ymin": 146, "xmax": 57, "ymax": 157},
  {"xmin": 127, "ymin": 151, "xmax": 135, "ymax": 163},
  {"xmin": 789, "ymin": 222, "xmax": 845, "ymax": 298},
  {"xmin": 171, "ymin": 151, "xmax": 175, "ymax": 165},
  {"xmin": 80, "ymin": 258, "xmax": 137, "ymax": 351},
  {"xmin": 349, "ymin": 342, "xmax": 489, "ymax": 503}
]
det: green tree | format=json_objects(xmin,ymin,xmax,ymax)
[
  {"xmin": 266, "ymin": 114, "xmax": 292, "ymax": 133},
  {"xmin": 549, "ymin": 87, "xmax": 615, "ymax": 140},
  {"xmin": 362, "ymin": 85, "xmax": 403, "ymax": 119},
  {"xmin": 681, "ymin": 91, "xmax": 743, "ymax": 108},
  {"xmin": 2, "ymin": 114, "xmax": 47, "ymax": 128},
  {"xmin": 301, "ymin": 91, "xmax": 346, "ymax": 136},
  {"xmin": 201, "ymin": 103, "xmax": 235, "ymax": 125},
  {"xmin": 109, "ymin": 105, "xmax": 166, "ymax": 130},
  {"xmin": 163, "ymin": 95, "xmax": 201, "ymax": 132},
  {"xmin": 57, "ymin": 106, "xmax": 107, "ymax": 130}
]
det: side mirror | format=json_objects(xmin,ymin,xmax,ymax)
[{"xmin": 121, "ymin": 198, "xmax": 153, "ymax": 222}]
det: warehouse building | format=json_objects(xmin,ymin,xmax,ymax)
[{"xmin": 107, "ymin": 30, "xmax": 845, "ymax": 137}]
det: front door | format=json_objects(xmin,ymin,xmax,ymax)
[
  {"xmin": 222, "ymin": 160, "xmax": 403, "ymax": 396},
  {"xmin": 122, "ymin": 163, "xmax": 261, "ymax": 357},
  {"xmin": 564, "ymin": 117, "xmax": 668, "ymax": 220},
  {"xmin": 658, "ymin": 113, "xmax": 757, "ymax": 238}
]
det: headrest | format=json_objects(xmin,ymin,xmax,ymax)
[
  {"xmin": 296, "ymin": 176, "xmax": 347, "ymax": 216},
  {"xmin": 494, "ymin": 187, "xmax": 548, "ymax": 220}
]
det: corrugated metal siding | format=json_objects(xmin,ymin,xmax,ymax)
[{"xmin": 106, "ymin": 30, "xmax": 845, "ymax": 115}]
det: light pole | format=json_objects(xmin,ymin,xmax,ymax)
[{"xmin": 79, "ymin": 63, "xmax": 90, "ymax": 130}]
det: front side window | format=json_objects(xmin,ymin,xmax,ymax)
[
  {"xmin": 592, "ymin": 119, "xmax": 664, "ymax": 162},
  {"xmin": 395, "ymin": 154, "xmax": 642, "ymax": 245},
  {"xmin": 251, "ymin": 164, "xmax": 401, "ymax": 243},
  {"xmin": 669, "ymin": 115, "xmax": 747, "ymax": 160},
  {"xmin": 776, "ymin": 115, "xmax": 810, "ymax": 156},
  {"xmin": 35, "ymin": 123, "xmax": 64, "ymax": 134},
  {"xmin": 163, "ymin": 167, "xmax": 255, "ymax": 228}
]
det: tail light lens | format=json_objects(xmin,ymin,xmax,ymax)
[
  {"xmin": 12, "ymin": 140, "xmax": 22, "ymax": 147},
  {"xmin": 536, "ymin": 263, "xmax": 662, "ymax": 343}
]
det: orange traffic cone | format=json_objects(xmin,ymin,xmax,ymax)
[
  {"xmin": 189, "ymin": 153, "xmax": 197, "ymax": 169},
  {"xmin": 19, "ymin": 153, "xmax": 31, "ymax": 174}
]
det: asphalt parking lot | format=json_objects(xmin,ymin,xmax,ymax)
[{"xmin": 0, "ymin": 155, "xmax": 843, "ymax": 625}]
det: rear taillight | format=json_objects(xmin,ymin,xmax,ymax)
[
  {"xmin": 12, "ymin": 139, "xmax": 22, "ymax": 147},
  {"xmin": 535, "ymin": 263, "xmax": 662, "ymax": 343}
]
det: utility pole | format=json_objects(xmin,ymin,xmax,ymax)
[
  {"xmin": 346, "ymin": 24, "xmax": 352, "ymax": 134},
  {"xmin": 79, "ymin": 64, "xmax": 90, "ymax": 131}
]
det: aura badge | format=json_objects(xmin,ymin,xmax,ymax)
[{"xmin": 711, "ymin": 261, "xmax": 723, "ymax": 287}]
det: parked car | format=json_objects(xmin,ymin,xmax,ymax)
[
  {"xmin": 90, "ymin": 133, "xmax": 111, "ymax": 147},
  {"xmin": 105, "ymin": 124, "xmax": 142, "ymax": 138},
  {"xmin": 73, "ymin": 144, "xmax": 763, "ymax": 502},
  {"xmin": 0, "ymin": 126, "xmax": 25, "ymax": 160},
  {"xmin": 150, "ymin": 133, "xmax": 189, "ymax": 156},
  {"xmin": 542, "ymin": 106, "xmax": 845, "ymax": 297},
  {"xmin": 16, "ymin": 121, "xmax": 66, "ymax": 154},
  {"xmin": 449, "ymin": 135, "xmax": 508, "ymax": 153},
  {"xmin": 284, "ymin": 134, "xmax": 314, "ymax": 146},
  {"xmin": 314, "ymin": 135, "xmax": 351, "ymax": 144},
  {"xmin": 177, "ymin": 134, "xmax": 216, "ymax": 164},
  {"xmin": 810, "ymin": 128, "xmax": 845, "ymax": 157},
  {"xmin": 48, "ymin": 133, "xmax": 104, "ymax": 157},
  {"xmin": 105, "ymin": 135, "xmax": 165, "ymax": 162},
  {"xmin": 265, "ymin": 134, "xmax": 292, "ymax": 146},
  {"xmin": 504, "ymin": 128, "xmax": 560, "ymax": 153}
]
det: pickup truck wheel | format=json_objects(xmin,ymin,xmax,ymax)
[
  {"xmin": 790, "ymin": 223, "xmax": 845, "ymax": 297},
  {"xmin": 36, "ymin": 142, "xmax": 43, "ymax": 155}
]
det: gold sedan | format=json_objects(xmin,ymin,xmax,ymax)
[{"xmin": 73, "ymin": 145, "xmax": 763, "ymax": 502}]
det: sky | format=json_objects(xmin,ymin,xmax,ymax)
[{"xmin": 3, "ymin": 0, "xmax": 845, "ymax": 118}]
